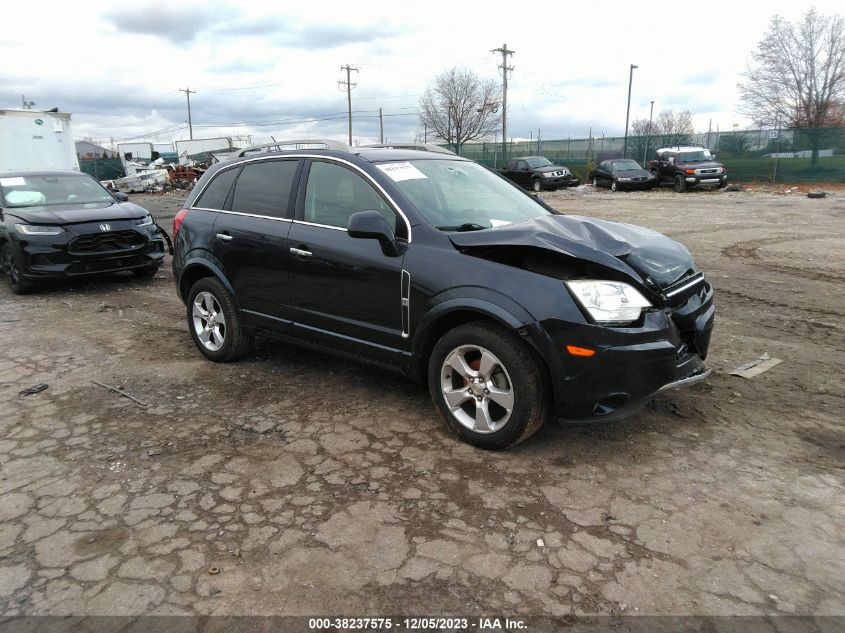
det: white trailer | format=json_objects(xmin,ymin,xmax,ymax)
[{"xmin": 0, "ymin": 109, "xmax": 79, "ymax": 171}]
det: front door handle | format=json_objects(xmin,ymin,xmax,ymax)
[
  {"xmin": 290, "ymin": 247, "xmax": 312, "ymax": 257},
  {"xmin": 216, "ymin": 233, "xmax": 233, "ymax": 242}
]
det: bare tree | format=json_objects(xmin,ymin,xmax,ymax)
[
  {"xmin": 419, "ymin": 68, "xmax": 502, "ymax": 154},
  {"xmin": 656, "ymin": 110, "xmax": 695, "ymax": 147},
  {"xmin": 627, "ymin": 117, "xmax": 662, "ymax": 163},
  {"xmin": 738, "ymin": 8, "xmax": 845, "ymax": 164}
]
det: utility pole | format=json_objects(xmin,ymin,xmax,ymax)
[
  {"xmin": 622, "ymin": 64, "xmax": 638, "ymax": 158},
  {"xmin": 178, "ymin": 88, "xmax": 196, "ymax": 140},
  {"xmin": 643, "ymin": 100, "xmax": 654, "ymax": 165},
  {"xmin": 379, "ymin": 107, "xmax": 384, "ymax": 143},
  {"xmin": 492, "ymin": 43, "xmax": 515, "ymax": 166},
  {"xmin": 338, "ymin": 65, "xmax": 358, "ymax": 146}
]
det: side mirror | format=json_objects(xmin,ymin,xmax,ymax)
[
  {"xmin": 347, "ymin": 210, "xmax": 399, "ymax": 256},
  {"xmin": 113, "ymin": 191, "xmax": 129, "ymax": 202}
]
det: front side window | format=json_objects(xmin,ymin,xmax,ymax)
[
  {"xmin": 383, "ymin": 159, "xmax": 549, "ymax": 232},
  {"xmin": 517, "ymin": 160, "xmax": 529, "ymax": 170},
  {"xmin": 303, "ymin": 161, "xmax": 398, "ymax": 234},
  {"xmin": 194, "ymin": 167, "xmax": 238, "ymax": 210},
  {"xmin": 0, "ymin": 174, "xmax": 114, "ymax": 207},
  {"xmin": 230, "ymin": 160, "xmax": 298, "ymax": 218}
]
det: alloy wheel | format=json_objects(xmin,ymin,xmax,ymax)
[
  {"xmin": 440, "ymin": 344, "xmax": 515, "ymax": 434},
  {"xmin": 192, "ymin": 291, "xmax": 226, "ymax": 351}
]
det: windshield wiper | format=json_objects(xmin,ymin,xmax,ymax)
[{"xmin": 437, "ymin": 223, "xmax": 488, "ymax": 232}]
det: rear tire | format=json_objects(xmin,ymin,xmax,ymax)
[
  {"xmin": 532, "ymin": 178, "xmax": 542, "ymax": 192},
  {"xmin": 592, "ymin": 177, "xmax": 598, "ymax": 188},
  {"xmin": 428, "ymin": 322, "xmax": 548, "ymax": 450},
  {"xmin": 611, "ymin": 180, "xmax": 618, "ymax": 192},
  {"xmin": 2, "ymin": 242, "xmax": 37, "ymax": 295},
  {"xmin": 186, "ymin": 277, "xmax": 253, "ymax": 362},
  {"xmin": 673, "ymin": 174, "xmax": 688, "ymax": 193}
]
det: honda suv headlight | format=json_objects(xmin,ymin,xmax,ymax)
[
  {"xmin": 566, "ymin": 280, "xmax": 652, "ymax": 325},
  {"xmin": 135, "ymin": 214, "xmax": 154, "ymax": 227},
  {"xmin": 15, "ymin": 224, "xmax": 65, "ymax": 236}
]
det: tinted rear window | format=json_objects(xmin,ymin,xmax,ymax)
[
  {"xmin": 195, "ymin": 167, "xmax": 238, "ymax": 210},
  {"xmin": 230, "ymin": 160, "xmax": 299, "ymax": 218}
]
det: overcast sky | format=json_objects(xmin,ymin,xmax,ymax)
[{"xmin": 1, "ymin": 0, "xmax": 838, "ymax": 148}]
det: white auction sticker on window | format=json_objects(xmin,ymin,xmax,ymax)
[
  {"xmin": 376, "ymin": 162, "xmax": 427, "ymax": 182},
  {"xmin": 0, "ymin": 177, "xmax": 26, "ymax": 187}
]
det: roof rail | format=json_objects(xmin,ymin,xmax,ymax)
[
  {"xmin": 360, "ymin": 143, "xmax": 457, "ymax": 156},
  {"xmin": 235, "ymin": 139, "xmax": 350, "ymax": 158}
]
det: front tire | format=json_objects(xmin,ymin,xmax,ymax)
[
  {"xmin": 2, "ymin": 242, "xmax": 37, "ymax": 295},
  {"xmin": 673, "ymin": 174, "xmax": 688, "ymax": 193},
  {"xmin": 531, "ymin": 178, "xmax": 542, "ymax": 192},
  {"xmin": 428, "ymin": 322, "xmax": 548, "ymax": 450},
  {"xmin": 186, "ymin": 277, "xmax": 253, "ymax": 362}
]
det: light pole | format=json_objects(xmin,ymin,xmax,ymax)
[
  {"xmin": 622, "ymin": 64, "xmax": 638, "ymax": 158},
  {"xmin": 643, "ymin": 100, "xmax": 654, "ymax": 165}
]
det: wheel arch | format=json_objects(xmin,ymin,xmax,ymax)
[
  {"xmin": 410, "ymin": 298, "xmax": 549, "ymax": 385},
  {"xmin": 179, "ymin": 258, "xmax": 236, "ymax": 304}
]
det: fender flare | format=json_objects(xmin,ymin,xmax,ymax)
[
  {"xmin": 411, "ymin": 293, "xmax": 536, "ymax": 358},
  {"xmin": 179, "ymin": 254, "xmax": 236, "ymax": 302}
]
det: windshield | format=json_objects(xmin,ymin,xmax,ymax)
[
  {"xmin": 611, "ymin": 160, "xmax": 641, "ymax": 171},
  {"xmin": 379, "ymin": 160, "xmax": 550, "ymax": 231},
  {"xmin": 524, "ymin": 157, "xmax": 552, "ymax": 168},
  {"xmin": 678, "ymin": 150, "xmax": 713, "ymax": 163},
  {"xmin": 0, "ymin": 174, "xmax": 115, "ymax": 208}
]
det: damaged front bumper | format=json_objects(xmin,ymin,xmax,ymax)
[{"xmin": 534, "ymin": 280, "xmax": 715, "ymax": 421}]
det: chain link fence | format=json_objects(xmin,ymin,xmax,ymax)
[{"xmin": 449, "ymin": 127, "xmax": 845, "ymax": 183}]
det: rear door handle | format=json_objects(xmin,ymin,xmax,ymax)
[
  {"xmin": 216, "ymin": 233, "xmax": 233, "ymax": 242},
  {"xmin": 289, "ymin": 247, "xmax": 312, "ymax": 257}
]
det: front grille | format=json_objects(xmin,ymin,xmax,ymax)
[{"xmin": 69, "ymin": 231, "xmax": 145, "ymax": 254}]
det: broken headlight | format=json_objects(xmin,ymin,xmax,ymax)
[
  {"xmin": 135, "ymin": 214, "xmax": 154, "ymax": 227},
  {"xmin": 566, "ymin": 280, "xmax": 652, "ymax": 325}
]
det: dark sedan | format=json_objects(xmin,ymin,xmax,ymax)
[
  {"xmin": 0, "ymin": 171, "xmax": 165, "ymax": 294},
  {"xmin": 590, "ymin": 159, "xmax": 656, "ymax": 191}
]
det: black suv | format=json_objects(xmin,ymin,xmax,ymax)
[
  {"xmin": 498, "ymin": 156, "xmax": 580, "ymax": 192},
  {"xmin": 650, "ymin": 146, "xmax": 728, "ymax": 192},
  {"xmin": 1, "ymin": 171, "xmax": 165, "ymax": 294},
  {"xmin": 172, "ymin": 141, "xmax": 714, "ymax": 449}
]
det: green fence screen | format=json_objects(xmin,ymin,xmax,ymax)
[
  {"xmin": 78, "ymin": 158, "xmax": 125, "ymax": 180},
  {"xmin": 447, "ymin": 127, "xmax": 845, "ymax": 183}
]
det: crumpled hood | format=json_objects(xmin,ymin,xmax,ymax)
[
  {"xmin": 7, "ymin": 201, "xmax": 148, "ymax": 225},
  {"xmin": 449, "ymin": 214, "xmax": 696, "ymax": 289}
]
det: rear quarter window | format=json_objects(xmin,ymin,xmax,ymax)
[{"xmin": 195, "ymin": 168, "xmax": 238, "ymax": 210}]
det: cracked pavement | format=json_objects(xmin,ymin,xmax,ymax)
[{"xmin": 0, "ymin": 188, "xmax": 843, "ymax": 617}]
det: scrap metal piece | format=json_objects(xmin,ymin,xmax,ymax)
[
  {"xmin": 730, "ymin": 354, "xmax": 783, "ymax": 379},
  {"xmin": 19, "ymin": 383, "xmax": 48, "ymax": 397}
]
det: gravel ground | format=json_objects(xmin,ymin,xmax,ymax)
[{"xmin": 0, "ymin": 185, "xmax": 843, "ymax": 618}]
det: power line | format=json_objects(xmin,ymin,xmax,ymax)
[
  {"xmin": 178, "ymin": 88, "xmax": 196, "ymax": 140},
  {"xmin": 338, "ymin": 65, "xmax": 358, "ymax": 145}
]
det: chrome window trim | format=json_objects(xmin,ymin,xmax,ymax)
[
  {"xmin": 189, "ymin": 153, "xmax": 413, "ymax": 242},
  {"xmin": 293, "ymin": 220, "xmax": 346, "ymax": 232},
  {"xmin": 193, "ymin": 208, "xmax": 292, "ymax": 223}
]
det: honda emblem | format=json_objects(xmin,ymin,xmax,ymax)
[{"xmin": 99, "ymin": 224, "xmax": 111, "ymax": 232}]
